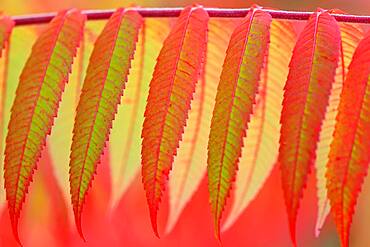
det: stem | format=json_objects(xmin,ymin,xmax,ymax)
[{"xmin": 11, "ymin": 7, "xmax": 370, "ymax": 26}]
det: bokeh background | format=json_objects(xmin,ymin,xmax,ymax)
[{"xmin": 0, "ymin": 1, "xmax": 370, "ymax": 247}]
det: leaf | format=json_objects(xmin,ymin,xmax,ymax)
[
  {"xmin": 315, "ymin": 11, "xmax": 364, "ymax": 236},
  {"xmin": 110, "ymin": 18, "xmax": 170, "ymax": 209},
  {"xmin": 48, "ymin": 22, "xmax": 103, "ymax": 209},
  {"xmin": 326, "ymin": 29, "xmax": 370, "ymax": 247},
  {"xmin": 222, "ymin": 19, "xmax": 296, "ymax": 232},
  {"xmin": 3, "ymin": 9, "xmax": 85, "ymax": 243},
  {"xmin": 0, "ymin": 27, "xmax": 37, "ymax": 208},
  {"xmin": 141, "ymin": 6, "xmax": 208, "ymax": 236},
  {"xmin": 166, "ymin": 18, "xmax": 237, "ymax": 234},
  {"xmin": 278, "ymin": 9, "xmax": 340, "ymax": 245},
  {"xmin": 207, "ymin": 8, "xmax": 271, "ymax": 240},
  {"xmin": 69, "ymin": 9, "xmax": 142, "ymax": 239}
]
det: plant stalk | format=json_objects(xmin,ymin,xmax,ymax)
[{"xmin": 11, "ymin": 7, "xmax": 370, "ymax": 26}]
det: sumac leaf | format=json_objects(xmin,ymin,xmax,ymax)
[
  {"xmin": 166, "ymin": 18, "xmax": 237, "ymax": 234},
  {"xmin": 207, "ymin": 7, "xmax": 271, "ymax": 240},
  {"xmin": 4, "ymin": 9, "xmax": 85, "ymax": 243},
  {"xmin": 326, "ymin": 30, "xmax": 370, "ymax": 247},
  {"xmin": 110, "ymin": 18, "xmax": 170, "ymax": 209},
  {"xmin": 69, "ymin": 8, "xmax": 142, "ymax": 238},
  {"xmin": 279, "ymin": 9, "xmax": 340, "ymax": 245},
  {"xmin": 315, "ymin": 10, "xmax": 364, "ymax": 236},
  {"xmin": 141, "ymin": 6, "xmax": 208, "ymax": 236},
  {"xmin": 222, "ymin": 19, "xmax": 296, "ymax": 232}
]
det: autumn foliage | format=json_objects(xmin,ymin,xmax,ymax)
[{"xmin": 0, "ymin": 4, "xmax": 370, "ymax": 247}]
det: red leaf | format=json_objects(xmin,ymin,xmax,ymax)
[
  {"xmin": 207, "ymin": 7, "xmax": 271, "ymax": 240},
  {"xmin": 141, "ymin": 6, "xmax": 208, "ymax": 237},
  {"xmin": 279, "ymin": 9, "xmax": 340, "ymax": 246},
  {"xmin": 315, "ymin": 9, "xmax": 364, "ymax": 236},
  {"xmin": 166, "ymin": 18, "xmax": 237, "ymax": 234},
  {"xmin": 326, "ymin": 30, "xmax": 370, "ymax": 247}
]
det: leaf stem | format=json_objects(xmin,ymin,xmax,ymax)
[{"xmin": 10, "ymin": 8, "xmax": 370, "ymax": 26}]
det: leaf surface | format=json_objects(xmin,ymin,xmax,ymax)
[
  {"xmin": 207, "ymin": 8, "xmax": 271, "ymax": 240},
  {"xmin": 48, "ymin": 21, "xmax": 102, "ymax": 207},
  {"xmin": 141, "ymin": 6, "xmax": 208, "ymax": 236},
  {"xmin": 110, "ymin": 18, "xmax": 170, "ymax": 209},
  {"xmin": 278, "ymin": 9, "xmax": 340, "ymax": 245},
  {"xmin": 326, "ymin": 29, "xmax": 370, "ymax": 247},
  {"xmin": 0, "ymin": 27, "xmax": 37, "ymax": 208},
  {"xmin": 315, "ymin": 12, "xmax": 364, "ymax": 236},
  {"xmin": 166, "ymin": 18, "xmax": 237, "ymax": 234},
  {"xmin": 4, "ymin": 9, "xmax": 85, "ymax": 243},
  {"xmin": 69, "ymin": 9, "xmax": 142, "ymax": 238},
  {"xmin": 222, "ymin": 19, "xmax": 296, "ymax": 232}
]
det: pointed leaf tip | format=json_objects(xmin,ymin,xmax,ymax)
[
  {"xmin": 150, "ymin": 208, "xmax": 160, "ymax": 238},
  {"xmin": 75, "ymin": 214, "xmax": 87, "ymax": 242},
  {"xmin": 4, "ymin": 9, "xmax": 85, "ymax": 243},
  {"xmin": 207, "ymin": 8, "xmax": 271, "ymax": 240},
  {"xmin": 10, "ymin": 214, "xmax": 22, "ymax": 246},
  {"xmin": 69, "ymin": 8, "xmax": 142, "ymax": 236},
  {"xmin": 278, "ymin": 10, "xmax": 340, "ymax": 244},
  {"xmin": 141, "ymin": 5, "xmax": 208, "ymax": 237},
  {"xmin": 314, "ymin": 10, "xmax": 364, "ymax": 237},
  {"xmin": 222, "ymin": 20, "xmax": 296, "ymax": 232},
  {"xmin": 166, "ymin": 18, "xmax": 238, "ymax": 235},
  {"xmin": 326, "ymin": 28, "xmax": 370, "ymax": 247}
]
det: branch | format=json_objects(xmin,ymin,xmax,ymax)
[{"xmin": 11, "ymin": 7, "xmax": 370, "ymax": 26}]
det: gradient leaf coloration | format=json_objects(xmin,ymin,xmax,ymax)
[
  {"xmin": 110, "ymin": 18, "xmax": 170, "ymax": 209},
  {"xmin": 315, "ymin": 10, "xmax": 364, "ymax": 236},
  {"xmin": 207, "ymin": 7, "xmax": 271, "ymax": 240},
  {"xmin": 141, "ymin": 6, "xmax": 208, "ymax": 236},
  {"xmin": 166, "ymin": 18, "xmax": 238, "ymax": 234},
  {"xmin": 222, "ymin": 19, "xmax": 296, "ymax": 232},
  {"xmin": 326, "ymin": 30, "xmax": 370, "ymax": 247},
  {"xmin": 69, "ymin": 9, "xmax": 142, "ymax": 238},
  {"xmin": 4, "ymin": 9, "xmax": 85, "ymax": 243},
  {"xmin": 278, "ymin": 9, "xmax": 340, "ymax": 246}
]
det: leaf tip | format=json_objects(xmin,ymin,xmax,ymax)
[
  {"xmin": 74, "ymin": 211, "xmax": 87, "ymax": 242},
  {"xmin": 213, "ymin": 217, "xmax": 222, "ymax": 243},
  {"xmin": 149, "ymin": 208, "xmax": 160, "ymax": 238},
  {"xmin": 9, "ymin": 213, "xmax": 22, "ymax": 246},
  {"xmin": 339, "ymin": 226, "xmax": 350, "ymax": 247},
  {"xmin": 288, "ymin": 219, "xmax": 297, "ymax": 247}
]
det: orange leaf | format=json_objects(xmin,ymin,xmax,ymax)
[
  {"xmin": 4, "ymin": 9, "xmax": 85, "ymax": 243},
  {"xmin": 278, "ymin": 9, "xmax": 340, "ymax": 245},
  {"xmin": 326, "ymin": 30, "xmax": 370, "ymax": 247},
  {"xmin": 207, "ymin": 7, "xmax": 271, "ymax": 240},
  {"xmin": 315, "ymin": 10, "xmax": 364, "ymax": 236},
  {"xmin": 141, "ymin": 6, "xmax": 208, "ymax": 237},
  {"xmin": 166, "ymin": 18, "xmax": 238, "ymax": 234}
]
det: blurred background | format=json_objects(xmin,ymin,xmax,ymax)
[{"xmin": 0, "ymin": 1, "xmax": 370, "ymax": 247}]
